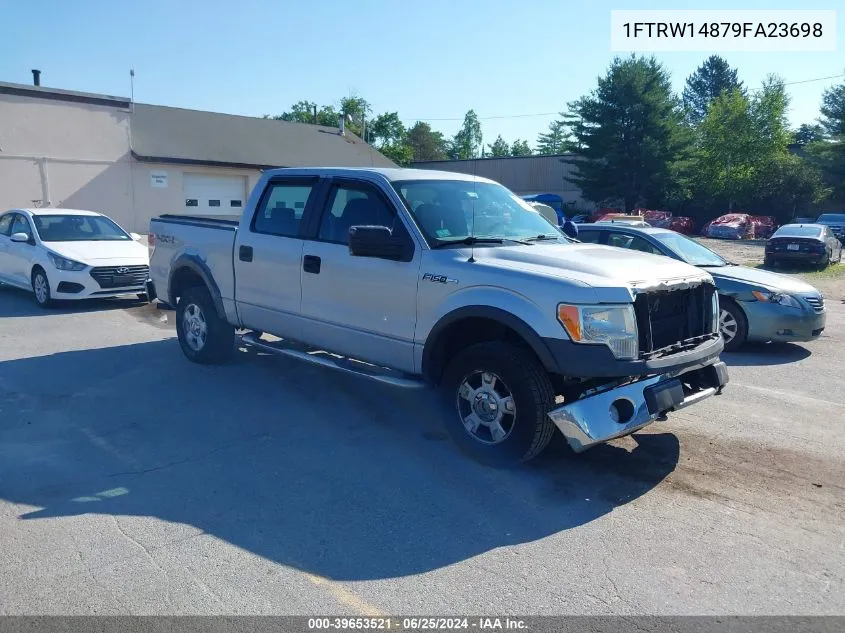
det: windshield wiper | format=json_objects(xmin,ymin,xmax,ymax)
[
  {"xmin": 525, "ymin": 234, "xmax": 562, "ymax": 242},
  {"xmin": 432, "ymin": 236, "xmax": 532, "ymax": 248}
]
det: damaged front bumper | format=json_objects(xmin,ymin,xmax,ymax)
[{"xmin": 548, "ymin": 361, "xmax": 729, "ymax": 452}]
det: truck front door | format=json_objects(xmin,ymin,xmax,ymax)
[
  {"xmin": 299, "ymin": 178, "xmax": 421, "ymax": 374},
  {"xmin": 233, "ymin": 177, "xmax": 320, "ymax": 339}
]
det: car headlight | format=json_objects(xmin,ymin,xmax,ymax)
[
  {"xmin": 557, "ymin": 303, "xmax": 639, "ymax": 359},
  {"xmin": 47, "ymin": 252, "xmax": 87, "ymax": 271},
  {"xmin": 752, "ymin": 290, "xmax": 801, "ymax": 309}
]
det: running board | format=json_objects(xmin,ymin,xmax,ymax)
[{"xmin": 240, "ymin": 333, "xmax": 428, "ymax": 390}]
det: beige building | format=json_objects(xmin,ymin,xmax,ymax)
[
  {"xmin": 0, "ymin": 79, "xmax": 394, "ymax": 233},
  {"xmin": 412, "ymin": 155, "xmax": 595, "ymax": 213}
]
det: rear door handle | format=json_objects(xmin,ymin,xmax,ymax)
[
  {"xmin": 239, "ymin": 245, "xmax": 253, "ymax": 262},
  {"xmin": 303, "ymin": 254, "xmax": 321, "ymax": 274}
]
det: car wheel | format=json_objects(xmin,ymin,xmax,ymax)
[
  {"xmin": 764, "ymin": 256, "xmax": 775, "ymax": 269},
  {"xmin": 818, "ymin": 253, "xmax": 829, "ymax": 270},
  {"xmin": 175, "ymin": 286, "xmax": 235, "ymax": 364},
  {"xmin": 439, "ymin": 341, "xmax": 557, "ymax": 468},
  {"xmin": 31, "ymin": 267, "xmax": 54, "ymax": 309},
  {"xmin": 719, "ymin": 299, "xmax": 748, "ymax": 352}
]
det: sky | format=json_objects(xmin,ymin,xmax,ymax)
[{"xmin": 1, "ymin": 0, "xmax": 843, "ymax": 148}]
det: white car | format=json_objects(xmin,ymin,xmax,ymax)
[{"xmin": 0, "ymin": 208, "xmax": 150, "ymax": 308}]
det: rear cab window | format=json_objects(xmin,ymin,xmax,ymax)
[{"xmin": 251, "ymin": 180, "xmax": 317, "ymax": 237}]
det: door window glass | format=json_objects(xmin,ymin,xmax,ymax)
[
  {"xmin": 0, "ymin": 214, "xmax": 13, "ymax": 236},
  {"xmin": 10, "ymin": 215, "xmax": 32, "ymax": 238},
  {"xmin": 608, "ymin": 233, "xmax": 660, "ymax": 254},
  {"xmin": 318, "ymin": 184, "xmax": 395, "ymax": 244}
]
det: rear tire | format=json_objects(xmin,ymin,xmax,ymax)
[
  {"xmin": 439, "ymin": 341, "xmax": 557, "ymax": 468},
  {"xmin": 175, "ymin": 286, "xmax": 235, "ymax": 364},
  {"xmin": 31, "ymin": 267, "xmax": 54, "ymax": 309},
  {"xmin": 719, "ymin": 299, "xmax": 748, "ymax": 352}
]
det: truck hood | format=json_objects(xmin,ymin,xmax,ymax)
[
  {"xmin": 702, "ymin": 264, "xmax": 820, "ymax": 295},
  {"xmin": 43, "ymin": 240, "xmax": 149, "ymax": 264},
  {"xmin": 477, "ymin": 243, "xmax": 711, "ymax": 291}
]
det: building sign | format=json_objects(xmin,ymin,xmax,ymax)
[{"xmin": 150, "ymin": 171, "xmax": 168, "ymax": 188}]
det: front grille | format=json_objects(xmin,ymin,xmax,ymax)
[
  {"xmin": 803, "ymin": 295, "xmax": 825, "ymax": 313},
  {"xmin": 634, "ymin": 284, "xmax": 717, "ymax": 359},
  {"xmin": 90, "ymin": 265, "xmax": 149, "ymax": 289}
]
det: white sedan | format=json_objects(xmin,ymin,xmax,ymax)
[{"xmin": 0, "ymin": 208, "xmax": 150, "ymax": 308}]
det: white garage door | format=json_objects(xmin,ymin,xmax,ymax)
[{"xmin": 182, "ymin": 173, "xmax": 246, "ymax": 217}]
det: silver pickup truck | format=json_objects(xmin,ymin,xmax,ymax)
[{"xmin": 148, "ymin": 167, "xmax": 728, "ymax": 467}]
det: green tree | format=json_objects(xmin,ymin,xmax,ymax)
[
  {"xmin": 536, "ymin": 120, "xmax": 567, "ymax": 154},
  {"xmin": 487, "ymin": 135, "xmax": 510, "ymax": 157},
  {"xmin": 682, "ymin": 55, "xmax": 744, "ymax": 125},
  {"xmin": 819, "ymin": 77, "xmax": 845, "ymax": 137},
  {"xmin": 566, "ymin": 55, "xmax": 689, "ymax": 212},
  {"xmin": 510, "ymin": 139, "xmax": 532, "ymax": 156},
  {"xmin": 450, "ymin": 110, "xmax": 483, "ymax": 159},
  {"xmin": 268, "ymin": 101, "xmax": 339, "ymax": 127},
  {"xmin": 339, "ymin": 96, "xmax": 372, "ymax": 137},
  {"xmin": 751, "ymin": 75, "xmax": 791, "ymax": 154},
  {"xmin": 750, "ymin": 155, "xmax": 830, "ymax": 222},
  {"xmin": 369, "ymin": 112, "xmax": 412, "ymax": 165},
  {"xmin": 794, "ymin": 123, "xmax": 826, "ymax": 145},
  {"xmin": 691, "ymin": 89, "xmax": 761, "ymax": 211},
  {"xmin": 406, "ymin": 122, "xmax": 448, "ymax": 162},
  {"xmin": 806, "ymin": 77, "xmax": 845, "ymax": 202}
]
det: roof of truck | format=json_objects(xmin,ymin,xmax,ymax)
[{"xmin": 262, "ymin": 166, "xmax": 498, "ymax": 184}]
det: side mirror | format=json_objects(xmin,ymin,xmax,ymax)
[
  {"xmin": 10, "ymin": 232, "xmax": 31, "ymax": 243},
  {"xmin": 349, "ymin": 225, "xmax": 408, "ymax": 261},
  {"xmin": 130, "ymin": 232, "xmax": 142, "ymax": 241}
]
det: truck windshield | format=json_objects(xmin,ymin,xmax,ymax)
[
  {"xmin": 33, "ymin": 214, "xmax": 131, "ymax": 242},
  {"xmin": 652, "ymin": 232, "xmax": 727, "ymax": 267},
  {"xmin": 392, "ymin": 179, "xmax": 565, "ymax": 246}
]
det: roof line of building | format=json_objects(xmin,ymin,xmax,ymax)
[
  {"xmin": 130, "ymin": 151, "xmax": 282, "ymax": 171},
  {"xmin": 412, "ymin": 153, "xmax": 576, "ymax": 164},
  {"xmin": 0, "ymin": 81, "xmax": 130, "ymax": 108}
]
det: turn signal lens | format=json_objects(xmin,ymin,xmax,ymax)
[{"xmin": 557, "ymin": 304, "xmax": 582, "ymax": 341}]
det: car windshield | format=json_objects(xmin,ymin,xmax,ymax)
[
  {"xmin": 33, "ymin": 214, "xmax": 131, "ymax": 242},
  {"xmin": 652, "ymin": 232, "xmax": 727, "ymax": 267},
  {"xmin": 773, "ymin": 225, "xmax": 823, "ymax": 238},
  {"xmin": 392, "ymin": 179, "xmax": 566, "ymax": 246},
  {"xmin": 817, "ymin": 214, "xmax": 845, "ymax": 223}
]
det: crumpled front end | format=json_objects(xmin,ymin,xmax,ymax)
[{"xmin": 548, "ymin": 362, "xmax": 729, "ymax": 452}]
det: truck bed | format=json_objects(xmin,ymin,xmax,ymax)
[{"xmin": 149, "ymin": 214, "xmax": 239, "ymax": 311}]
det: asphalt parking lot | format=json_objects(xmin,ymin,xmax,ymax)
[{"xmin": 1, "ymin": 258, "xmax": 844, "ymax": 615}]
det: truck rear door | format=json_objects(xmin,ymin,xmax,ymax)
[{"xmin": 233, "ymin": 177, "xmax": 321, "ymax": 339}]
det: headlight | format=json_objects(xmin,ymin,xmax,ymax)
[
  {"xmin": 557, "ymin": 303, "xmax": 639, "ymax": 359},
  {"xmin": 47, "ymin": 252, "xmax": 87, "ymax": 271},
  {"xmin": 752, "ymin": 290, "xmax": 801, "ymax": 309}
]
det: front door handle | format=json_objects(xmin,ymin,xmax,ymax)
[
  {"xmin": 303, "ymin": 254, "xmax": 321, "ymax": 274},
  {"xmin": 239, "ymin": 245, "xmax": 253, "ymax": 262}
]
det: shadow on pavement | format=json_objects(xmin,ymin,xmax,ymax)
[
  {"xmin": 0, "ymin": 339, "xmax": 679, "ymax": 581},
  {"xmin": 0, "ymin": 283, "xmax": 146, "ymax": 318},
  {"xmin": 723, "ymin": 342, "xmax": 812, "ymax": 367}
]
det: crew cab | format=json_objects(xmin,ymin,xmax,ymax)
[{"xmin": 148, "ymin": 168, "xmax": 728, "ymax": 467}]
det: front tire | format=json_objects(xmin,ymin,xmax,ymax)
[
  {"xmin": 439, "ymin": 341, "xmax": 557, "ymax": 468},
  {"xmin": 719, "ymin": 299, "xmax": 748, "ymax": 352},
  {"xmin": 31, "ymin": 268, "xmax": 54, "ymax": 309},
  {"xmin": 175, "ymin": 286, "xmax": 235, "ymax": 364}
]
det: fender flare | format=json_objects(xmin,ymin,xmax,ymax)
[
  {"xmin": 422, "ymin": 305, "xmax": 559, "ymax": 383},
  {"xmin": 168, "ymin": 254, "xmax": 226, "ymax": 319}
]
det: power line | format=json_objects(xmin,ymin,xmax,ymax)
[{"xmin": 402, "ymin": 73, "xmax": 845, "ymax": 123}]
